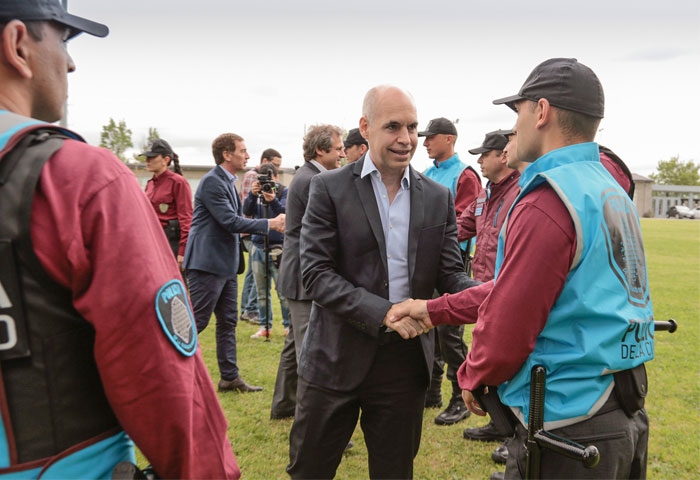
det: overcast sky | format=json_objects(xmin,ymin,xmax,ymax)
[{"xmin": 64, "ymin": 0, "xmax": 699, "ymax": 176}]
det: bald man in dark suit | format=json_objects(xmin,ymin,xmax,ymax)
[{"xmin": 287, "ymin": 86, "xmax": 477, "ymax": 479}]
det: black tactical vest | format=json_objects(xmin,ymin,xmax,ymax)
[{"xmin": 0, "ymin": 113, "xmax": 120, "ymax": 466}]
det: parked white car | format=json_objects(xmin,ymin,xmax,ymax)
[
  {"xmin": 666, "ymin": 205, "xmax": 691, "ymax": 218},
  {"xmin": 683, "ymin": 208, "xmax": 700, "ymax": 219}
]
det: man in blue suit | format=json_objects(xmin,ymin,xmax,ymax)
[{"xmin": 184, "ymin": 133, "xmax": 285, "ymax": 392}]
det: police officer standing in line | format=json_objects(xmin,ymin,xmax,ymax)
[
  {"xmin": 389, "ymin": 58, "xmax": 654, "ymax": 480},
  {"xmin": 418, "ymin": 117, "xmax": 481, "ymax": 426},
  {"xmin": 142, "ymin": 139, "xmax": 193, "ymax": 270},
  {"xmin": 0, "ymin": 1, "xmax": 239, "ymax": 478}
]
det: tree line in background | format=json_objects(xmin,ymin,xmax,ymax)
[
  {"xmin": 98, "ymin": 118, "xmax": 700, "ymax": 185},
  {"xmin": 648, "ymin": 156, "xmax": 700, "ymax": 186},
  {"xmin": 99, "ymin": 118, "xmax": 159, "ymax": 163}
]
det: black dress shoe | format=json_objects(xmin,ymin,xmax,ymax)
[
  {"xmin": 491, "ymin": 442, "xmax": 509, "ymax": 464},
  {"xmin": 463, "ymin": 420, "xmax": 509, "ymax": 442},
  {"xmin": 218, "ymin": 376, "xmax": 263, "ymax": 393},
  {"xmin": 490, "ymin": 472, "xmax": 505, "ymax": 480},
  {"xmin": 434, "ymin": 397, "xmax": 471, "ymax": 425}
]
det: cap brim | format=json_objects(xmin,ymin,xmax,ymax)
[
  {"xmin": 60, "ymin": 13, "xmax": 109, "ymax": 39},
  {"xmin": 140, "ymin": 152, "xmax": 158, "ymax": 157},
  {"xmin": 417, "ymin": 131, "xmax": 435, "ymax": 137},
  {"xmin": 492, "ymin": 94, "xmax": 524, "ymax": 112},
  {"xmin": 468, "ymin": 147, "xmax": 490, "ymax": 155}
]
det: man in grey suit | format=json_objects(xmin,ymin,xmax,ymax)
[
  {"xmin": 184, "ymin": 133, "xmax": 285, "ymax": 393},
  {"xmin": 270, "ymin": 125, "xmax": 345, "ymax": 419},
  {"xmin": 286, "ymin": 86, "xmax": 477, "ymax": 479}
]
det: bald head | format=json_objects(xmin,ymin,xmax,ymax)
[{"xmin": 362, "ymin": 85, "xmax": 416, "ymax": 126}]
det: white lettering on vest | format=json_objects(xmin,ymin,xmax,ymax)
[{"xmin": 0, "ymin": 280, "xmax": 12, "ymax": 309}]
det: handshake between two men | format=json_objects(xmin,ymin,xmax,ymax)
[
  {"xmin": 381, "ymin": 298, "xmax": 488, "ymax": 418},
  {"xmin": 382, "ymin": 299, "xmax": 432, "ymax": 339}
]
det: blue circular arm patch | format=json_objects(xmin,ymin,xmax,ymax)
[{"xmin": 154, "ymin": 280, "xmax": 198, "ymax": 356}]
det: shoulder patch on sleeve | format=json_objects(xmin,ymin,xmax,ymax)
[{"xmin": 155, "ymin": 280, "xmax": 197, "ymax": 356}]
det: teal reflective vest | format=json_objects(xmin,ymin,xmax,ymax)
[
  {"xmin": 495, "ymin": 142, "xmax": 654, "ymax": 429},
  {"xmin": 423, "ymin": 153, "xmax": 476, "ymax": 251},
  {"xmin": 423, "ymin": 153, "xmax": 467, "ymax": 197}
]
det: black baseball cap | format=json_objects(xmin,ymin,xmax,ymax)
[
  {"xmin": 140, "ymin": 139, "xmax": 174, "ymax": 158},
  {"xmin": 0, "ymin": 0, "xmax": 109, "ymax": 39},
  {"xmin": 344, "ymin": 128, "xmax": 368, "ymax": 148},
  {"xmin": 492, "ymin": 58, "xmax": 604, "ymax": 119},
  {"xmin": 468, "ymin": 129, "xmax": 511, "ymax": 155},
  {"xmin": 417, "ymin": 117, "xmax": 458, "ymax": 137}
]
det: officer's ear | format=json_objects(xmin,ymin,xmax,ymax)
[{"xmin": 1, "ymin": 20, "xmax": 35, "ymax": 80}]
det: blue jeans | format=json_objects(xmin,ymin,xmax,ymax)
[
  {"xmin": 240, "ymin": 237, "xmax": 257, "ymax": 314},
  {"xmin": 251, "ymin": 245, "xmax": 290, "ymax": 329},
  {"xmin": 186, "ymin": 269, "xmax": 239, "ymax": 381}
]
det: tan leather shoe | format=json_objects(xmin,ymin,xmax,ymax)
[{"xmin": 218, "ymin": 376, "xmax": 263, "ymax": 393}]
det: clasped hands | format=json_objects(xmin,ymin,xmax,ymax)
[
  {"xmin": 383, "ymin": 299, "xmax": 486, "ymax": 416},
  {"xmin": 382, "ymin": 298, "xmax": 433, "ymax": 340},
  {"xmin": 269, "ymin": 214, "xmax": 285, "ymax": 233}
]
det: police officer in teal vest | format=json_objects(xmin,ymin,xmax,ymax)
[
  {"xmin": 0, "ymin": 1, "xmax": 239, "ymax": 478},
  {"xmin": 387, "ymin": 58, "xmax": 654, "ymax": 479}
]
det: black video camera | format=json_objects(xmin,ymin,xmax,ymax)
[{"xmin": 257, "ymin": 174, "xmax": 277, "ymax": 194}]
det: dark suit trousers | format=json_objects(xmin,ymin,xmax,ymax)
[
  {"xmin": 287, "ymin": 337, "xmax": 428, "ymax": 479},
  {"xmin": 271, "ymin": 298, "xmax": 310, "ymax": 419},
  {"xmin": 186, "ymin": 269, "xmax": 239, "ymax": 381},
  {"xmin": 287, "ymin": 299, "xmax": 312, "ymax": 363},
  {"xmin": 270, "ymin": 322, "xmax": 298, "ymax": 418}
]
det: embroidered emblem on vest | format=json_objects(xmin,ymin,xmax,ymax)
[
  {"xmin": 159, "ymin": 203, "xmax": 169, "ymax": 213},
  {"xmin": 155, "ymin": 279, "xmax": 197, "ymax": 356},
  {"xmin": 601, "ymin": 188, "xmax": 649, "ymax": 308}
]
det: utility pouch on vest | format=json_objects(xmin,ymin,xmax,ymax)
[{"xmin": 613, "ymin": 363, "xmax": 647, "ymax": 417}]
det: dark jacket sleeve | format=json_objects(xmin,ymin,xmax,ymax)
[{"xmin": 300, "ymin": 174, "xmax": 392, "ymax": 336}]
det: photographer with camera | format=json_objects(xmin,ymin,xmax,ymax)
[{"xmin": 243, "ymin": 163, "xmax": 290, "ymax": 338}]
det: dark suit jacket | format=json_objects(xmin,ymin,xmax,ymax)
[
  {"xmin": 277, "ymin": 161, "xmax": 321, "ymax": 300},
  {"xmin": 183, "ymin": 165, "xmax": 269, "ymax": 277},
  {"xmin": 298, "ymin": 157, "xmax": 476, "ymax": 391}
]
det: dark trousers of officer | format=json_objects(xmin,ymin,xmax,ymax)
[
  {"xmin": 429, "ymin": 324, "xmax": 467, "ymax": 401},
  {"xmin": 504, "ymin": 396, "xmax": 649, "ymax": 479},
  {"xmin": 287, "ymin": 337, "xmax": 428, "ymax": 479},
  {"xmin": 163, "ymin": 220, "xmax": 180, "ymax": 258}
]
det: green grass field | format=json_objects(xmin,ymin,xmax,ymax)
[{"xmin": 193, "ymin": 218, "xmax": 700, "ymax": 479}]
